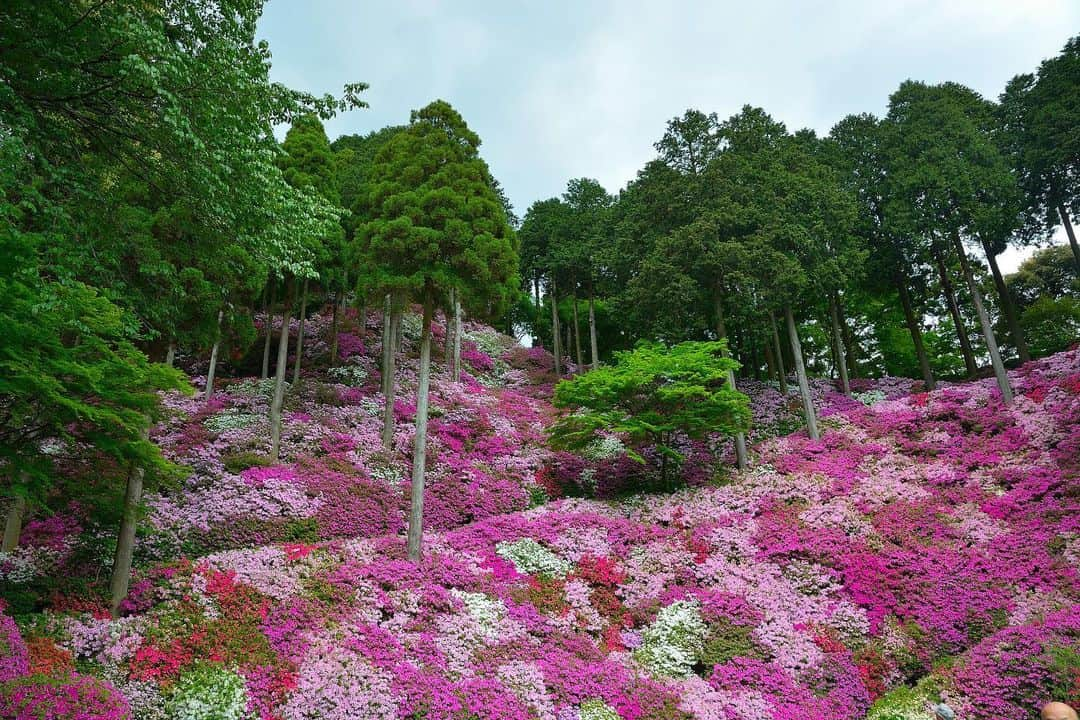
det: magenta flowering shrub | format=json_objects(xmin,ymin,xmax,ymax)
[
  {"xmin": 0, "ymin": 673, "xmax": 131, "ymax": 720},
  {"xmin": 0, "ymin": 611, "xmax": 29, "ymax": 682}
]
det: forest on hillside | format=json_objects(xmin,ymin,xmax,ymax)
[{"xmin": 0, "ymin": 2, "xmax": 1078, "ymax": 720}]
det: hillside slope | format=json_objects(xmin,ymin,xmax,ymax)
[{"xmin": 0, "ymin": 311, "xmax": 1077, "ymax": 720}]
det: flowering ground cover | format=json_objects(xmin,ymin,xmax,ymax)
[{"xmin": 0, "ymin": 311, "xmax": 1077, "ymax": 719}]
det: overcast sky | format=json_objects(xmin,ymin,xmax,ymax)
[{"xmin": 257, "ymin": 0, "xmax": 1078, "ymax": 272}]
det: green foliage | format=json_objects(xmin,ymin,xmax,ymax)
[
  {"xmin": 358, "ymin": 100, "xmax": 518, "ymax": 315},
  {"xmin": 549, "ymin": 341, "xmax": 749, "ymax": 486},
  {"xmin": 698, "ymin": 620, "xmax": 768, "ymax": 669},
  {"xmin": 1019, "ymin": 297, "xmax": 1080, "ymax": 357},
  {"xmin": 220, "ymin": 452, "xmax": 273, "ymax": 475}
]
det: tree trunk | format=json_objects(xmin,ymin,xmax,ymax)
[
  {"xmin": 329, "ymin": 289, "xmax": 340, "ymax": 367},
  {"xmin": 980, "ymin": 237, "xmax": 1029, "ymax": 364},
  {"xmin": 382, "ymin": 300, "xmax": 400, "ymax": 452},
  {"xmin": 452, "ymin": 294, "xmax": 462, "ymax": 382},
  {"xmin": 952, "ymin": 234, "xmax": 1013, "ymax": 402},
  {"xmin": 785, "ymin": 305, "xmax": 820, "ymax": 440},
  {"xmin": 407, "ymin": 300, "xmax": 434, "ymax": 562},
  {"xmin": 204, "ymin": 308, "xmax": 224, "ymax": 401},
  {"xmin": 934, "ymin": 247, "xmax": 977, "ymax": 377},
  {"xmin": 588, "ymin": 294, "xmax": 599, "ymax": 370},
  {"xmin": 261, "ymin": 279, "xmax": 275, "ymax": 380},
  {"xmin": 838, "ymin": 300, "xmax": 858, "ymax": 378},
  {"xmin": 292, "ymin": 278, "xmax": 309, "ymax": 384},
  {"xmin": 769, "ymin": 311, "xmax": 788, "ymax": 394},
  {"xmin": 829, "ymin": 295, "xmax": 851, "ymax": 395},
  {"xmin": 764, "ymin": 341, "xmax": 776, "ymax": 383},
  {"xmin": 565, "ymin": 321, "xmax": 572, "ymax": 370},
  {"xmin": 164, "ymin": 341, "xmax": 175, "ymax": 368},
  {"xmin": 2, "ymin": 494, "xmax": 26, "ymax": 552},
  {"xmin": 550, "ymin": 281, "xmax": 562, "ymax": 377},
  {"xmin": 896, "ymin": 277, "xmax": 935, "ymax": 390},
  {"xmin": 443, "ymin": 292, "xmax": 454, "ymax": 365},
  {"xmin": 571, "ymin": 294, "xmax": 584, "ymax": 368},
  {"xmin": 269, "ymin": 279, "xmax": 294, "ymax": 461},
  {"xmin": 714, "ymin": 293, "xmax": 748, "ymax": 470},
  {"xmin": 1059, "ymin": 205, "xmax": 1080, "ymax": 275},
  {"xmin": 109, "ymin": 427, "xmax": 148, "ymax": 618}
]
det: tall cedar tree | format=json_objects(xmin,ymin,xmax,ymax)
[{"xmin": 360, "ymin": 101, "xmax": 517, "ymax": 561}]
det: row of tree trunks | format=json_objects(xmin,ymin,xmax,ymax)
[
  {"xmin": 785, "ymin": 304, "xmax": 820, "ymax": 440},
  {"xmin": 933, "ymin": 245, "xmax": 978, "ymax": 377},
  {"xmin": 588, "ymin": 294, "xmax": 599, "ymax": 370},
  {"xmin": 2, "ymin": 493, "xmax": 26, "ymax": 552},
  {"xmin": 381, "ymin": 295, "xmax": 400, "ymax": 452},
  {"xmin": 952, "ymin": 234, "xmax": 1014, "ymax": 402},
  {"xmin": 769, "ymin": 311, "xmax": 788, "ymax": 394},
  {"xmin": 269, "ymin": 279, "xmax": 294, "ymax": 461},
  {"xmin": 896, "ymin": 276, "xmax": 936, "ymax": 390},
  {"xmin": 571, "ymin": 294, "xmax": 583, "ymax": 368},
  {"xmin": 1060, "ymin": 205, "xmax": 1080, "ymax": 275},
  {"xmin": 550, "ymin": 281, "xmax": 562, "ymax": 377},
  {"xmin": 292, "ymin": 278, "xmax": 309, "ymax": 384},
  {"xmin": 204, "ymin": 309, "xmax": 224, "ymax": 401},
  {"xmin": 714, "ymin": 292, "xmax": 748, "ymax": 470},
  {"xmin": 407, "ymin": 300, "xmax": 434, "ymax": 562},
  {"xmin": 977, "ymin": 238, "xmax": 1030, "ymax": 364},
  {"xmin": 828, "ymin": 295, "xmax": 851, "ymax": 396},
  {"xmin": 261, "ymin": 278, "xmax": 276, "ymax": 380},
  {"xmin": 109, "ymin": 426, "xmax": 149, "ymax": 618}
]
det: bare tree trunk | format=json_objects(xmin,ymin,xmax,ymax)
[
  {"xmin": 952, "ymin": 234, "xmax": 1013, "ymax": 402},
  {"xmin": 769, "ymin": 311, "xmax": 788, "ymax": 394},
  {"xmin": 204, "ymin": 308, "xmax": 224, "ymax": 401},
  {"xmin": 980, "ymin": 237, "xmax": 1029, "ymax": 364},
  {"xmin": 2, "ymin": 494, "xmax": 26, "ymax": 552},
  {"xmin": 550, "ymin": 280, "xmax": 562, "ymax": 377},
  {"xmin": 934, "ymin": 247, "xmax": 977, "ymax": 377},
  {"xmin": 109, "ymin": 427, "xmax": 148, "ymax": 618},
  {"xmin": 571, "ymin": 294, "xmax": 584, "ymax": 368},
  {"xmin": 714, "ymin": 293, "xmax": 748, "ymax": 470},
  {"xmin": 897, "ymin": 277, "xmax": 935, "ymax": 390},
  {"xmin": 381, "ymin": 299, "xmax": 400, "ymax": 452},
  {"xmin": 329, "ymin": 291, "xmax": 340, "ymax": 366},
  {"xmin": 838, "ymin": 300, "xmax": 858, "ymax": 378},
  {"xmin": 292, "ymin": 278, "xmax": 309, "ymax": 384},
  {"xmin": 443, "ymin": 291, "xmax": 454, "ymax": 365},
  {"xmin": 764, "ymin": 341, "xmax": 776, "ymax": 382},
  {"xmin": 261, "ymin": 279, "xmax": 275, "ymax": 380},
  {"xmin": 588, "ymin": 294, "xmax": 599, "ymax": 370},
  {"xmin": 785, "ymin": 305, "xmax": 820, "ymax": 440},
  {"xmin": 164, "ymin": 341, "xmax": 175, "ymax": 368},
  {"xmin": 269, "ymin": 279, "xmax": 294, "ymax": 461},
  {"xmin": 1059, "ymin": 205, "xmax": 1080, "ymax": 275},
  {"xmin": 829, "ymin": 295, "xmax": 851, "ymax": 395},
  {"xmin": 452, "ymin": 294, "xmax": 462, "ymax": 382},
  {"xmin": 407, "ymin": 300, "xmax": 434, "ymax": 562}
]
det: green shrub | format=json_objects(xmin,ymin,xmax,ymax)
[{"xmin": 220, "ymin": 451, "xmax": 272, "ymax": 475}]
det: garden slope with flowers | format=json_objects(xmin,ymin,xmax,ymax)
[{"xmin": 0, "ymin": 309, "xmax": 1078, "ymax": 720}]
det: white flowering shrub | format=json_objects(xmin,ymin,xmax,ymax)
[
  {"xmin": 496, "ymin": 538, "xmax": 571, "ymax": 578},
  {"xmin": 450, "ymin": 589, "xmax": 506, "ymax": 638},
  {"xmin": 633, "ymin": 600, "xmax": 707, "ymax": 678},
  {"xmin": 358, "ymin": 396, "xmax": 381, "ymax": 417},
  {"xmin": 465, "ymin": 328, "xmax": 509, "ymax": 359},
  {"xmin": 581, "ymin": 435, "xmax": 625, "ymax": 461},
  {"xmin": 579, "ymin": 698, "xmax": 621, "ymax": 720},
  {"xmin": 204, "ymin": 409, "xmax": 261, "ymax": 433},
  {"xmin": 327, "ymin": 364, "xmax": 369, "ymax": 387},
  {"xmin": 230, "ymin": 378, "xmax": 277, "ymax": 398},
  {"xmin": 165, "ymin": 662, "xmax": 249, "ymax": 720},
  {"xmin": 0, "ymin": 546, "xmax": 64, "ymax": 584},
  {"xmin": 855, "ymin": 389, "xmax": 887, "ymax": 407}
]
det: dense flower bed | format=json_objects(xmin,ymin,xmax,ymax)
[{"xmin": 2, "ymin": 332, "xmax": 1075, "ymax": 718}]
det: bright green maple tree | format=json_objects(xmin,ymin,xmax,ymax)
[{"xmin": 549, "ymin": 341, "xmax": 750, "ymax": 489}]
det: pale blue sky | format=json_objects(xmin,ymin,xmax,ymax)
[{"xmin": 257, "ymin": 0, "xmax": 1077, "ymax": 270}]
